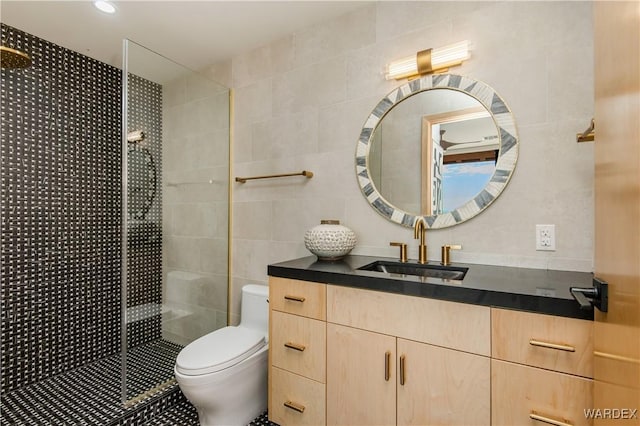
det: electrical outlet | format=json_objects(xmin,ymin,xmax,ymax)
[{"xmin": 536, "ymin": 224, "xmax": 556, "ymax": 251}]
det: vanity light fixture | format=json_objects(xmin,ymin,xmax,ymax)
[
  {"xmin": 385, "ymin": 40, "xmax": 470, "ymax": 80},
  {"xmin": 94, "ymin": 0, "xmax": 116, "ymax": 14}
]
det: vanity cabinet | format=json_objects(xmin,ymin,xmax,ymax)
[
  {"xmin": 326, "ymin": 285, "xmax": 491, "ymax": 426},
  {"xmin": 268, "ymin": 275, "xmax": 595, "ymax": 426},
  {"xmin": 268, "ymin": 277, "xmax": 326, "ymax": 426},
  {"xmin": 491, "ymin": 308, "xmax": 594, "ymax": 426}
]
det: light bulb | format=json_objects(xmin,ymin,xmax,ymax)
[{"xmin": 94, "ymin": 1, "xmax": 116, "ymax": 14}]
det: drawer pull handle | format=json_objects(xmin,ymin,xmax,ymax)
[
  {"xmin": 384, "ymin": 351, "xmax": 391, "ymax": 381},
  {"xmin": 284, "ymin": 400, "xmax": 306, "ymax": 413},
  {"xmin": 399, "ymin": 355, "xmax": 406, "ymax": 386},
  {"xmin": 284, "ymin": 342, "xmax": 306, "ymax": 352},
  {"xmin": 529, "ymin": 339, "xmax": 576, "ymax": 352},
  {"xmin": 530, "ymin": 412, "xmax": 572, "ymax": 426},
  {"xmin": 284, "ymin": 295, "xmax": 306, "ymax": 303},
  {"xmin": 594, "ymin": 351, "xmax": 640, "ymax": 364}
]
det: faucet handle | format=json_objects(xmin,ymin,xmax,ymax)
[
  {"xmin": 441, "ymin": 244, "xmax": 462, "ymax": 266},
  {"xmin": 390, "ymin": 242, "xmax": 408, "ymax": 263}
]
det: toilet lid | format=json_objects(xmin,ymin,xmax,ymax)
[{"xmin": 175, "ymin": 326, "xmax": 266, "ymax": 376}]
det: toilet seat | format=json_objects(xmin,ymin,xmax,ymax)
[{"xmin": 175, "ymin": 326, "xmax": 266, "ymax": 376}]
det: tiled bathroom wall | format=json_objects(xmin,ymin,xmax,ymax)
[
  {"xmin": 161, "ymin": 72, "xmax": 230, "ymax": 344},
  {"xmin": 0, "ymin": 24, "xmax": 166, "ymax": 395},
  {"xmin": 0, "ymin": 24, "xmax": 122, "ymax": 393},
  {"xmin": 126, "ymin": 74, "xmax": 164, "ymax": 349},
  {"xmin": 0, "ymin": 25, "xmax": 221, "ymax": 424},
  {"xmin": 227, "ymin": 1, "xmax": 594, "ymax": 320}
]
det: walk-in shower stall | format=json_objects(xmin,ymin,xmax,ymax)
[{"xmin": 1, "ymin": 23, "xmax": 231, "ymax": 423}]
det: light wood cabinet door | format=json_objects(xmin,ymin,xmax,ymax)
[
  {"xmin": 492, "ymin": 359, "xmax": 593, "ymax": 426},
  {"xmin": 397, "ymin": 339, "xmax": 490, "ymax": 426},
  {"xmin": 327, "ymin": 323, "xmax": 396, "ymax": 426}
]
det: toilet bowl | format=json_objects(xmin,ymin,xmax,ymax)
[{"xmin": 174, "ymin": 284, "xmax": 269, "ymax": 426}]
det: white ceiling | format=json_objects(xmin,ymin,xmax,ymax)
[{"xmin": 0, "ymin": 1, "xmax": 370, "ymax": 71}]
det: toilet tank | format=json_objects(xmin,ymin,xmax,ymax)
[{"xmin": 239, "ymin": 284, "xmax": 269, "ymax": 340}]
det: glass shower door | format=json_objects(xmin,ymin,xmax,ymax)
[{"xmin": 122, "ymin": 39, "xmax": 230, "ymax": 402}]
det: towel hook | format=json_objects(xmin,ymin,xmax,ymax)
[{"xmin": 576, "ymin": 119, "xmax": 595, "ymax": 143}]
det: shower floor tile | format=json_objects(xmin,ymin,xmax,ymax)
[
  {"xmin": 249, "ymin": 412, "xmax": 278, "ymax": 426},
  {"xmin": 1, "ymin": 339, "xmax": 182, "ymax": 425},
  {"xmin": 143, "ymin": 404, "xmax": 278, "ymax": 426},
  {"xmin": 142, "ymin": 400, "xmax": 198, "ymax": 425},
  {"xmin": 125, "ymin": 340, "xmax": 183, "ymax": 399}
]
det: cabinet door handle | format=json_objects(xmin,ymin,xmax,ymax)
[
  {"xmin": 384, "ymin": 351, "xmax": 391, "ymax": 381},
  {"xmin": 529, "ymin": 339, "xmax": 576, "ymax": 352},
  {"xmin": 284, "ymin": 295, "xmax": 306, "ymax": 303},
  {"xmin": 530, "ymin": 412, "xmax": 572, "ymax": 426},
  {"xmin": 399, "ymin": 355, "xmax": 406, "ymax": 386},
  {"xmin": 284, "ymin": 400, "xmax": 306, "ymax": 413},
  {"xmin": 284, "ymin": 342, "xmax": 306, "ymax": 352}
]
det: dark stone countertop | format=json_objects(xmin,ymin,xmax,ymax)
[{"xmin": 268, "ymin": 255, "xmax": 594, "ymax": 320}]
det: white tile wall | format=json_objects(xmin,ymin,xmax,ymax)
[
  {"xmin": 219, "ymin": 1, "xmax": 594, "ymax": 320},
  {"xmin": 162, "ymin": 73, "xmax": 230, "ymax": 338}
]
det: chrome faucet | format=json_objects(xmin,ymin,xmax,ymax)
[{"xmin": 413, "ymin": 217, "xmax": 428, "ymax": 264}]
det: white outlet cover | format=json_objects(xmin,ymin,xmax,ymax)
[{"xmin": 536, "ymin": 224, "xmax": 556, "ymax": 251}]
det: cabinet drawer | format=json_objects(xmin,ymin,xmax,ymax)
[
  {"xmin": 271, "ymin": 310, "xmax": 326, "ymax": 383},
  {"xmin": 327, "ymin": 285, "xmax": 490, "ymax": 356},
  {"xmin": 270, "ymin": 277, "xmax": 326, "ymax": 320},
  {"xmin": 492, "ymin": 308, "xmax": 593, "ymax": 377},
  {"xmin": 492, "ymin": 359, "xmax": 593, "ymax": 426},
  {"xmin": 269, "ymin": 366, "xmax": 326, "ymax": 426}
]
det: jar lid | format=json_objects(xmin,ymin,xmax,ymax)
[{"xmin": 321, "ymin": 219, "xmax": 340, "ymax": 225}]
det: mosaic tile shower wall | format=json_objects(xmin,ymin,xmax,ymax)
[
  {"xmin": 1, "ymin": 24, "xmax": 165, "ymax": 396},
  {"xmin": 0, "ymin": 24, "xmax": 121, "ymax": 393},
  {"xmin": 126, "ymin": 74, "xmax": 163, "ymax": 350}
]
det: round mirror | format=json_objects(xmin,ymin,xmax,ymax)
[{"xmin": 356, "ymin": 74, "xmax": 518, "ymax": 229}]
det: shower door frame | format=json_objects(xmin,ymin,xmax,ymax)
[{"xmin": 121, "ymin": 38, "xmax": 129, "ymax": 404}]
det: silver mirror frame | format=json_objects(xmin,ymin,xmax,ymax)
[{"xmin": 355, "ymin": 74, "xmax": 519, "ymax": 229}]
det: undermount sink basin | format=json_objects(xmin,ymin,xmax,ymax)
[{"xmin": 358, "ymin": 260, "xmax": 468, "ymax": 280}]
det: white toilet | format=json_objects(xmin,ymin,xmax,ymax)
[{"xmin": 174, "ymin": 284, "xmax": 269, "ymax": 426}]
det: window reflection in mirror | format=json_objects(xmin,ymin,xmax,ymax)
[{"xmin": 368, "ymin": 89, "xmax": 499, "ymax": 216}]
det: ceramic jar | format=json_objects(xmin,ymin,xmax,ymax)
[{"xmin": 304, "ymin": 220, "xmax": 357, "ymax": 261}]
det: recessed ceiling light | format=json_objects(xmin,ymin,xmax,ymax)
[{"xmin": 94, "ymin": 1, "xmax": 116, "ymax": 14}]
